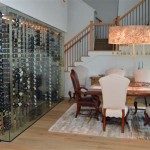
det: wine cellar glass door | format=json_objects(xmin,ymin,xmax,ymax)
[{"xmin": 0, "ymin": 5, "xmax": 64, "ymax": 141}]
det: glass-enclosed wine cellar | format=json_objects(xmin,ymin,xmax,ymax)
[{"xmin": 0, "ymin": 4, "xmax": 64, "ymax": 141}]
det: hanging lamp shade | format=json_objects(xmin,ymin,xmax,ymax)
[{"xmin": 108, "ymin": 26, "xmax": 150, "ymax": 45}]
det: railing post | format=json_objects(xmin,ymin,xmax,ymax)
[
  {"xmin": 90, "ymin": 21, "xmax": 94, "ymax": 51},
  {"xmin": 114, "ymin": 16, "xmax": 120, "ymax": 25}
]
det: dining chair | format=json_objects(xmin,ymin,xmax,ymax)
[
  {"xmin": 133, "ymin": 69, "xmax": 150, "ymax": 114},
  {"xmin": 68, "ymin": 65, "xmax": 88, "ymax": 101},
  {"xmin": 99, "ymin": 74, "xmax": 130, "ymax": 133},
  {"xmin": 105, "ymin": 68, "xmax": 125, "ymax": 76},
  {"xmin": 70, "ymin": 69, "xmax": 100, "ymax": 120}
]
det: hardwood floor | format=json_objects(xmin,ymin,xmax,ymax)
[{"xmin": 0, "ymin": 99, "xmax": 150, "ymax": 150}]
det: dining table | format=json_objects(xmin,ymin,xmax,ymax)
[
  {"xmin": 87, "ymin": 82, "xmax": 150, "ymax": 113},
  {"xmin": 88, "ymin": 82, "xmax": 150, "ymax": 97}
]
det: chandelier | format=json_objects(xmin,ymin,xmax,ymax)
[{"xmin": 108, "ymin": 25, "xmax": 150, "ymax": 57}]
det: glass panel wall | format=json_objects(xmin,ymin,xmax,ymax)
[{"xmin": 0, "ymin": 4, "xmax": 64, "ymax": 141}]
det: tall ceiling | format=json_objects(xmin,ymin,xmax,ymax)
[{"xmin": 83, "ymin": 0, "xmax": 119, "ymax": 22}]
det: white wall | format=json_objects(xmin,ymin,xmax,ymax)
[
  {"xmin": 0, "ymin": 0, "xmax": 68, "ymax": 32},
  {"xmin": 83, "ymin": 0, "xmax": 119, "ymax": 22},
  {"xmin": 65, "ymin": 0, "xmax": 95, "ymax": 42},
  {"xmin": 65, "ymin": 51, "xmax": 150, "ymax": 97},
  {"xmin": 118, "ymin": 0, "xmax": 141, "ymax": 16},
  {"xmin": 85, "ymin": 53, "xmax": 150, "ymax": 77}
]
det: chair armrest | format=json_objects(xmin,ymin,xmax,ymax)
[
  {"xmin": 79, "ymin": 87, "xmax": 100, "ymax": 96},
  {"xmin": 80, "ymin": 87, "xmax": 88, "ymax": 91},
  {"xmin": 83, "ymin": 90, "xmax": 100, "ymax": 96},
  {"xmin": 79, "ymin": 87, "xmax": 88, "ymax": 95}
]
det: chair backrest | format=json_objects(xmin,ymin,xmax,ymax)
[
  {"xmin": 133, "ymin": 70, "xmax": 150, "ymax": 83},
  {"xmin": 73, "ymin": 65, "xmax": 88, "ymax": 86},
  {"xmin": 70, "ymin": 69, "xmax": 80, "ymax": 95},
  {"xmin": 105, "ymin": 68, "xmax": 125, "ymax": 76},
  {"xmin": 99, "ymin": 74, "xmax": 130, "ymax": 109}
]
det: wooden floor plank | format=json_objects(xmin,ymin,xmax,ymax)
[{"xmin": 0, "ymin": 99, "xmax": 150, "ymax": 150}]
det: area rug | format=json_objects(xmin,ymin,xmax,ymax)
[{"xmin": 48, "ymin": 104, "xmax": 150, "ymax": 140}]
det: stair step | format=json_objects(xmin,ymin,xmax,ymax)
[
  {"xmin": 95, "ymin": 39, "xmax": 109, "ymax": 42},
  {"xmin": 94, "ymin": 39, "xmax": 113, "ymax": 50}
]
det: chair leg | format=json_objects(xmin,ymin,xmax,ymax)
[
  {"xmin": 144, "ymin": 111, "xmax": 149, "ymax": 126},
  {"xmin": 144, "ymin": 97, "xmax": 148, "ymax": 106},
  {"xmin": 95, "ymin": 107, "xmax": 99, "ymax": 121},
  {"xmin": 121, "ymin": 109, "xmax": 125, "ymax": 133},
  {"xmin": 134, "ymin": 101, "xmax": 138, "ymax": 114},
  {"xmin": 75, "ymin": 104, "xmax": 81, "ymax": 118},
  {"xmin": 103, "ymin": 108, "xmax": 106, "ymax": 132},
  {"xmin": 95, "ymin": 101, "xmax": 100, "ymax": 121},
  {"xmin": 125, "ymin": 109, "xmax": 129, "ymax": 124}
]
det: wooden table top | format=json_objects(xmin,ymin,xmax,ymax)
[{"xmin": 88, "ymin": 84, "xmax": 150, "ymax": 97}]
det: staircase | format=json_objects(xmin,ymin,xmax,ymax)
[{"xmin": 64, "ymin": 0, "xmax": 149, "ymax": 72}]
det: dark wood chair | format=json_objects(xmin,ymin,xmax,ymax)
[
  {"xmin": 68, "ymin": 65, "xmax": 88, "ymax": 101},
  {"xmin": 70, "ymin": 69, "xmax": 100, "ymax": 120}
]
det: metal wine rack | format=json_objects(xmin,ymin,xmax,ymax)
[{"xmin": 0, "ymin": 5, "xmax": 64, "ymax": 141}]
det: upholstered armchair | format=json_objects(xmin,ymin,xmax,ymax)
[
  {"xmin": 70, "ymin": 69, "xmax": 100, "ymax": 120},
  {"xmin": 133, "ymin": 70, "xmax": 150, "ymax": 114},
  {"xmin": 99, "ymin": 74, "xmax": 130, "ymax": 133},
  {"xmin": 105, "ymin": 68, "xmax": 125, "ymax": 76}
]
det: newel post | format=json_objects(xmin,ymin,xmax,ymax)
[
  {"xmin": 114, "ymin": 16, "xmax": 120, "ymax": 26},
  {"xmin": 90, "ymin": 21, "xmax": 94, "ymax": 51}
]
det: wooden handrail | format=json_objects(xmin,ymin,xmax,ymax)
[
  {"xmin": 64, "ymin": 24, "xmax": 90, "ymax": 47},
  {"xmin": 119, "ymin": 0, "xmax": 145, "ymax": 21},
  {"xmin": 94, "ymin": 22, "xmax": 115, "ymax": 26},
  {"xmin": 64, "ymin": 31, "xmax": 90, "ymax": 52},
  {"xmin": 64, "ymin": 22, "xmax": 91, "ymax": 71}
]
